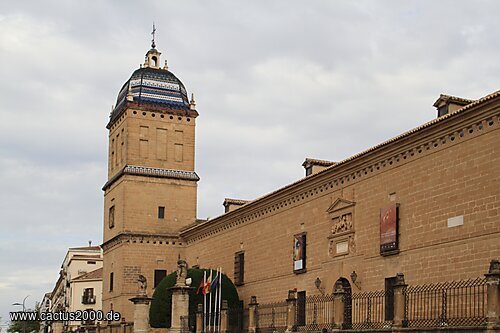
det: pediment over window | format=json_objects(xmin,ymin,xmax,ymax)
[{"xmin": 326, "ymin": 198, "xmax": 355, "ymax": 214}]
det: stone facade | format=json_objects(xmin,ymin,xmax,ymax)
[{"xmin": 101, "ymin": 44, "xmax": 500, "ymax": 323}]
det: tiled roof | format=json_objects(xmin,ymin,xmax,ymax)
[
  {"xmin": 302, "ymin": 158, "xmax": 336, "ymax": 167},
  {"xmin": 433, "ymin": 94, "xmax": 475, "ymax": 107},
  {"xmin": 112, "ymin": 67, "xmax": 190, "ymax": 122},
  {"xmin": 223, "ymin": 198, "xmax": 250, "ymax": 206},
  {"xmin": 73, "ymin": 268, "xmax": 103, "ymax": 281},
  {"xmin": 69, "ymin": 246, "xmax": 101, "ymax": 251}
]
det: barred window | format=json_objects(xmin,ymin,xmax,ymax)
[{"xmin": 234, "ymin": 252, "xmax": 244, "ymax": 286}]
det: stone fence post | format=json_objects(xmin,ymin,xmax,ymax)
[
  {"xmin": 485, "ymin": 259, "xmax": 500, "ymax": 330},
  {"xmin": 392, "ymin": 273, "xmax": 407, "ymax": 328},
  {"xmin": 333, "ymin": 282, "xmax": 345, "ymax": 328},
  {"xmin": 129, "ymin": 295, "xmax": 153, "ymax": 333},
  {"xmin": 220, "ymin": 300, "xmax": 229, "ymax": 333},
  {"xmin": 169, "ymin": 284, "xmax": 191, "ymax": 333},
  {"xmin": 248, "ymin": 296, "xmax": 258, "ymax": 333},
  {"xmin": 285, "ymin": 290, "xmax": 297, "ymax": 332},
  {"xmin": 196, "ymin": 304, "xmax": 203, "ymax": 333}
]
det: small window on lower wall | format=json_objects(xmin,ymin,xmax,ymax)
[
  {"xmin": 154, "ymin": 269, "xmax": 167, "ymax": 288},
  {"xmin": 158, "ymin": 206, "xmax": 165, "ymax": 219}
]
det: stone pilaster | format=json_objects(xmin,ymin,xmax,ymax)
[
  {"xmin": 248, "ymin": 296, "xmax": 258, "ymax": 333},
  {"xmin": 196, "ymin": 304, "xmax": 203, "ymax": 333},
  {"xmin": 285, "ymin": 290, "xmax": 297, "ymax": 333},
  {"xmin": 333, "ymin": 282, "xmax": 345, "ymax": 329},
  {"xmin": 129, "ymin": 296, "xmax": 153, "ymax": 333},
  {"xmin": 392, "ymin": 273, "xmax": 407, "ymax": 328},
  {"xmin": 485, "ymin": 259, "xmax": 500, "ymax": 330},
  {"xmin": 220, "ymin": 300, "xmax": 229, "ymax": 333}
]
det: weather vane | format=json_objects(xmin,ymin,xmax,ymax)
[{"xmin": 151, "ymin": 22, "xmax": 156, "ymax": 49}]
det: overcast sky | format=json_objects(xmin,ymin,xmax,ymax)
[{"xmin": 0, "ymin": 0, "xmax": 499, "ymax": 326}]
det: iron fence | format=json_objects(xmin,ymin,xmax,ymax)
[
  {"xmin": 298, "ymin": 293, "xmax": 335, "ymax": 331},
  {"xmin": 349, "ymin": 289, "xmax": 393, "ymax": 330},
  {"xmin": 258, "ymin": 301, "xmax": 288, "ymax": 333},
  {"xmin": 228, "ymin": 307, "xmax": 248, "ymax": 333},
  {"xmin": 404, "ymin": 277, "xmax": 487, "ymax": 327},
  {"xmin": 96, "ymin": 322, "xmax": 133, "ymax": 333}
]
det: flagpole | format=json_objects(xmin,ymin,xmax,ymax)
[
  {"xmin": 213, "ymin": 267, "xmax": 218, "ymax": 330},
  {"xmin": 218, "ymin": 267, "xmax": 222, "ymax": 333},
  {"xmin": 203, "ymin": 271, "xmax": 206, "ymax": 333},
  {"xmin": 209, "ymin": 269, "xmax": 212, "ymax": 333}
]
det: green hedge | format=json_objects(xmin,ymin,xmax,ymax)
[{"xmin": 150, "ymin": 268, "xmax": 240, "ymax": 328}]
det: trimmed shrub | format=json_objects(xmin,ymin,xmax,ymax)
[{"xmin": 150, "ymin": 268, "xmax": 240, "ymax": 328}]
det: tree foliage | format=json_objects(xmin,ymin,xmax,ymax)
[{"xmin": 149, "ymin": 268, "xmax": 240, "ymax": 328}]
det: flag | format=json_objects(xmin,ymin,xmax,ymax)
[
  {"xmin": 204, "ymin": 270, "xmax": 212, "ymax": 294},
  {"xmin": 197, "ymin": 271, "xmax": 206, "ymax": 295},
  {"xmin": 211, "ymin": 270, "xmax": 220, "ymax": 291}
]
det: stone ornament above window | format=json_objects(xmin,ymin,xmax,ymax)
[
  {"xmin": 326, "ymin": 198, "xmax": 356, "ymax": 235},
  {"xmin": 327, "ymin": 198, "xmax": 356, "ymax": 257}
]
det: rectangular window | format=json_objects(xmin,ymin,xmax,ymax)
[
  {"xmin": 154, "ymin": 269, "xmax": 167, "ymax": 288},
  {"xmin": 158, "ymin": 206, "xmax": 165, "ymax": 219},
  {"xmin": 234, "ymin": 252, "xmax": 245, "ymax": 286},
  {"xmin": 110, "ymin": 272, "xmax": 114, "ymax": 292},
  {"xmin": 109, "ymin": 205, "xmax": 115, "ymax": 228},
  {"xmin": 297, "ymin": 291, "xmax": 306, "ymax": 326},
  {"xmin": 385, "ymin": 277, "xmax": 397, "ymax": 321},
  {"xmin": 82, "ymin": 288, "xmax": 95, "ymax": 304}
]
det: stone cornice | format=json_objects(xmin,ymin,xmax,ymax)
[
  {"xmin": 102, "ymin": 165, "xmax": 200, "ymax": 191},
  {"xmin": 107, "ymin": 103, "xmax": 199, "ymax": 129},
  {"xmin": 181, "ymin": 91, "xmax": 500, "ymax": 243},
  {"xmin": 101, "ymin": 232, "xmax": 182, "ymax": 252}
]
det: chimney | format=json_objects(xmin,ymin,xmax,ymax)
[
  {"xmin": 302, "ymin": 158, "xmax": 335, "ymax": 177},
  {"xmin": 223, "ymin": 198, "xmax": 249, "ymax": 213},
  {"xmin": 433, "ymin": 94, "xmax": 474, "ymax": 118}
]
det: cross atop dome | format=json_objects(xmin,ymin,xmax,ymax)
[{"xmin": 144, "ymin": 23, "xmax": 163, "ymax": 69}]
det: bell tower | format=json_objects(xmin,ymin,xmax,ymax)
[{"xmin": 101, "ymin": 32, "xmax": 199, "ymax": 321}]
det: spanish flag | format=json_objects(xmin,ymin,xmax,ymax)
[
  {"xmin": 204, "ymin": 270, "xmax": 212, "ymax": 294},
  {"xmin": 196, "ymin": 271, "xmax": 207, "ymax": 295}
]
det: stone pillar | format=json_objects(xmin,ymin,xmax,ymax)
[
  {"xmin": 196, "ymin": 304, "xmax": 203, "ymax": 333},
  {"xmin": 220, "ymin": 300, "xmax": 229, "ymax": 333},
  {"xmin": 485, "ymin": 259, "xmax": 500, "ymax": 330},
  {"xmin": 333, "ymin": 282, "xmax": 345, "ymax": 329},
  {"xmin": 392, "ymin": 273, "xmax": 407, "ymax": 328},
  {"xmin": 169, "ymin": 284, "xmax": 191, "ymax": 333},
  {"xmin": 52, "ymin": 321, "xmax": 64, "ymax": 333},
  {"xmin": 285, "ymin": 290, "xmax": 297, "ymax": 333},
  {"xmin": 129, "ymin": 296, "xmax": 153, "ymax": 333},
  {"xmin": 248, "ymin": 296, "xmax": 258, "ymax": 333}
]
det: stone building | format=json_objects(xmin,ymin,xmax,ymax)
[
  {"xmin": 101, "ymin": 42, "xmax": 500, "ymax": 323},
  {"xmin": 47, "ymin": 246, "xmax": 103, "ymax": 333}
]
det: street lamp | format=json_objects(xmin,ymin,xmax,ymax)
[{"xmin": 12, "ymin": 295, "xmax": 29, "ymax": 333}]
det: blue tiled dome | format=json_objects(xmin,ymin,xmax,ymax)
[{"xmin": 111, "ymin": 66, "xmax": 190, "ymax": 120}]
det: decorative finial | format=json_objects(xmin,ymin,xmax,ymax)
[
  {"xmin": 189, "ymin": 93, "xmax": 196, "ymax": 110},
  {"xmin": 126, "ymin": 81, "xmax": 134, "ymax": 102},
  {"xmin": 151, "ymin": 22, "xmax": 156, "ymax": 49},
  {"xmin": 163, "ymin": 59, "xmax": 168, "ymax": 70}
]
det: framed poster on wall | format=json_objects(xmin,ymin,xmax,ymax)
[
  {"xmin": 293, "ymin": 233, "xmax": 306, "ymax": 273},
  {"xmin": 380, "ymin": 204, "xmax": 399, "ymax": 254}
]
